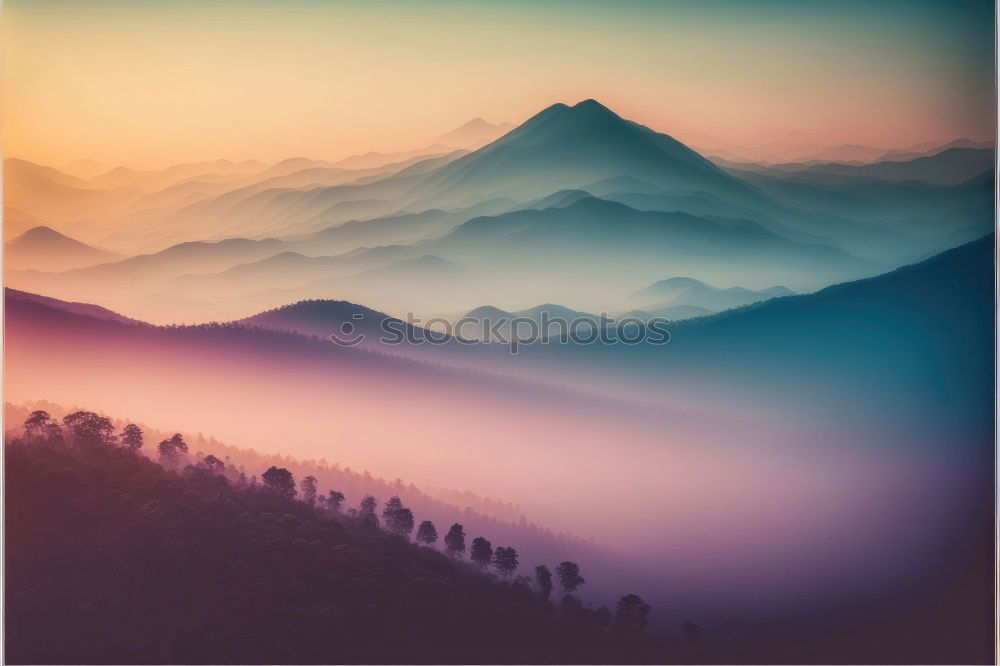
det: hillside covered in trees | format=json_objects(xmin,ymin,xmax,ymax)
[
  {"xmin": 3, "ymin": 401, "xmax": 623, "ymax": 595},
  {"xmin": 5, "ymin": 409, "xmax": 682, "ymax": 664},
  {"xmin": 4, "ymin": 402, "xmax": 578, "ymax": 533}
]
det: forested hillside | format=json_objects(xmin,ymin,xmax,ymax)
[
  {"xmin": 5, "ymin": 410, "xmax": 677, "ymax": 664},
  {"xmin": 3, "ymin": 401, "xmax": 608, "ymax": 582}
]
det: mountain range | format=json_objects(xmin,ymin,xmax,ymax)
[
  {"xmin": 8, "ymin": 233, "xmax": 991, "ymax": 437},
  {"xmin": 727, "ymin": 146, "xmax": 992, "ymax": 186},
  {"xmin": 506, "ymin": 234, "xmax": 994, "ymax": 444},
  {"xmin": 628, "ymin": 277, "xmax": 795, "ymax": 313},
  {"xmin": 4, "ymin": 98, "xmax": 994, "ymax": 326},
  {"xmin": 5, "ymin": 89, "xmax": 994, "ymax": 666},
  {"xmin": 701, "ymin": 137, "xmax": 993, "ymax": 165}
]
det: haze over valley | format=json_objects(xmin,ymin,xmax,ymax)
[{"xmin": 4, "ymin": 1, "xmax": 995, "ymax": 662}]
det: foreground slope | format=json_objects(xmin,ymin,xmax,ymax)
[
  {"xmin": 6, "ymin": 435, "xmax": 659, "ymax": 664},
  {"xmin": 3, "ymin": 233, "xmax": 995, "ymax": 662}
]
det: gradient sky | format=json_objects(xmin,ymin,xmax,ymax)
[{"xmin": 3, "ymin": 0, "xmax": 995, "ymax": 168}]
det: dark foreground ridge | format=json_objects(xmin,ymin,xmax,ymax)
[{"xmin": 5, "ymin": 412, "xmax": 677, "ymax": 665}]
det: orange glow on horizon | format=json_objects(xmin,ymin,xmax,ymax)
[{"xmin": 2, "ymin": 1, "xmax": 994, "ymax": 169}]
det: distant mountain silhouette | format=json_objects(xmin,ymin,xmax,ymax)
[
  {"xmin": 452, "ymin": 281, "xmax": 800, "ymax": 323},
  {"xmin": 725, "ymin": 157, "xmax": 993, "ymax": 262},
  {"xmin": 240, "ymin": 298, "xmax": 422, "ymax": 344},
  {"xmin": 794, "ymin": 147, "xmax": 993, "ymax": 186},
  {"xmin": 331, "ymin": 144, "xmax": 458, "ymax": 170},
  {"xmin": 289, "ymin": 197, "xmax": 517, "ymax": 253},
  {"xmin": 433, "ymin": 195, "xmax": 875, "ymax": 290},
  {"xmin": 168, "ymin": 246, "xmax": 424, "ymax": 300},
  {"xmin": 3, "ymin": 158, "xmax": 145, "ymax": 224},
  {"xmin": 703, "ymin": 142, "xmax": 896, "ymax": 165},
  {"xmin": 87, "ymin": 158, "xmax": 266, "ymax": 191},
  {"xmin": 57, "ymin": 237, "xmax": 288, "ymax": 283},
  {"xmin": 404, "ymin": 111, "xmax": 989, "ymax": 263},
  {"xmin": 629, "ymin": 276, "xmax": 795, "ymax": 312},
  {"xmin": 5, "ymin": 226, "xmax": 121, "ymax": 271},
  {"xmin": 102, "ymin": 199, "xmax": 510, "ymax": 292},
  {"xmin": 4, "ymin": 158, "xmax": 92, "ymax": 189},
  {"xmin": 6, "ymin": 100, "xmax": 992, "ymax": 325},
  {"xmin": 875, "ymin": 138, "xmax": 994, "ymax": 163},
  {"xmin": 454, "ymin": 303, "xmax": 604, "ymax": 341},
  {"xmin": 513, "ymin": 303, "xmax": 596, "ymax": 321},
  {"xmin": 412, "ymin": 99, "xmax": 765, "ymax": 208},
  {"xmin": 432, "ymin": 117, "xmax": 516, "ymax": 149}
]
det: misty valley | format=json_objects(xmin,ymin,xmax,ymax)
[{"xmin": 3, "ymin": 7, "xmax": 996, "ymax": 662}]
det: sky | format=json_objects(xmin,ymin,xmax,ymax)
[{"xmin": 2, "ymin": 0, "xmax": 995, "ymax": 168}]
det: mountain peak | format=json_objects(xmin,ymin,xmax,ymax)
[
  {"xmin": 529, "ymin": 99, "xmax": 619, "ymax": 125},
  {"xmin": 415, "ymin": 97, "xmax": 751, "ymax": 208},
  {"xmin": 5, "ymin": 225, "xmax": 121, "ymax": 272},
  {"xmin": 13, "ymin": 225, "xmax": 64, "ymax": 241},
  {"xmin": 434, "ymin": 117, "xmax": 515, "ymax": 149},
  {"xmin": 465, "ymin": 305, "xmax": 512, "ymax": 319},
  {"xmin": 456, "ymin": 117, "xmax": 490, "ymax": 129},
  {"xmin": 572, "ymin": 98, "xmax": 614, "ymax": 113},
  {"xmin": 514, "ymin": 303, "xmax": 597, "ymax": 320},
  {"xmin": 541, "ymin": 102, "xmax": 570, "ymax": 113},
  {"xmin": 651, "ymin": 277, "xmax": 709, "ymax": 289},
  {"xmin": 9, "ymin": 225, "xmax": 103, "ymax": 249}
]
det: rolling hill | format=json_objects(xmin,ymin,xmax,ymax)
[
  {"xmin": 628, "ymin": 277, "xmax": 794, "ymax": 312},
  {"xmin": 3, "ymin": 158, "xmax": 145, "ymax": 224},
  {"xmin": 7, "ymin": 433, "xmax": 653, "ymax": 664},
  {"xmin": 789, "ymin": 147, "xmax": 993, "ymax": 186},
  {"xmin": 168, "ymin": 246, "xmax": 422, "ymax": 298},
  {"xmin": 431, "ymin": 195, "xmax": 876, "ymax": 291},
  {"xmin": 5, "ymin": 226, "xmax": 122, "ymax": 271},
  {"xmin": 4, "ymin": 288, "xmax": 144, "ymax": 325}
]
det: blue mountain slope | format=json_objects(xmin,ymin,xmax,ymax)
[
  {"xmin": 410, "ymin": 99, "xmax": 768, "ymax": 207},
  {"xmin": 726, "ymin": 157, "xmax": 995, "ymax": 253},
  {"xmin": 432, "ymin": 195, "xmax": 876, "ymax": 288},
  {"xmin": 629, "ymin": 276, "xmax": 793, "ymax": 311},
  {"xmin": 512, "ymin": 234, "xmax": 994, "ymax": 443},
  {"xmin": 798, "ymin": 147, "xmax": 993, "ymax": 186}
]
